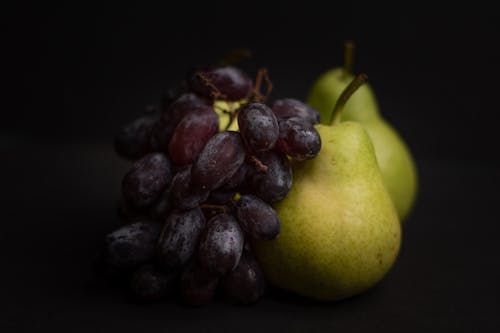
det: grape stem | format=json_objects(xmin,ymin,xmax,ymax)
[
  {"xmin": 200, "ymin": 204, "xmax": 229, "ymax": 213},
  {"xmin": 329, "ymin": 74, "xmax": 368, "ymax": 125},
  {"xmin": 252, "ymin": 68, "xmax": 273, "ymax": 102},
  {"xmin": 343, "ymin": 41, "xmax": 355, "ymax": 78},
  {"xmin": 249, "ymin": 155, "xmax": 268, "ymax": 172},
  {"xmin": 197, "ymin": 73, "xmax": 227, "ymax": 100}
]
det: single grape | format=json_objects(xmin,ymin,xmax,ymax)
[
  {"xmin": 198, "ymin": 214, "xmax": 244, "ymax": 276},
  {"xmin": 222, "ymin": 162, "xmax": 249, "ymax": 190},
  {"xmin": 238, "ymin": 102, "xmax": 279, "ymax": 152},
  {"xmin": 157, "ymin": 208, "xmax": 206, "ymax": 271},
  {"xmin": 122, "ymin": 153, "xmax": 172, "ymax": 208},
  {"xmin": 170, "ymin": 165, "xmax": 210, "ymax": 210},
  {"xmin": 250, "ymin": 150, "xmax": 292, "ymax": 203},
  {"xmin": 191, "ymin": 131, "xmax": 246, "ymax": 191},
  {"xmin": 236, "ymin": 195, "xmax": 280, "ymax": 240},
  {"xmin": 168, "ymin": 106, "xmax": 219, "ymax": 165},
  {"xmin": 114, "ymin": 116, "xmax": 156, "ymax": 159},
  {"xmin": 221, "ymin": 250, "xmax": 266, "ymax": 304},
  {"xmin": 271, "ymin": 98, "xmax": 320, "ymax": 125},
  {"xmin": 105, "ymin": 221, "xmax": 161, "ymax": 268},
  {"xmin": 277, "ymin": 117, "xmax": 322, "ymax": 160},
  {"xmin": 188, "ymin": 66, "xmax": 252, "ymax": 101},
  {"xmin": 180, "ymin": 260, "xmax": 218, "ymax": 306},
  {"xmin": 152, "ymin": 93, "xmax": 210, "ymax": 150},
  {"xmin": 130, "ymin": 264, "xmax": 177, "ymax": 301}
]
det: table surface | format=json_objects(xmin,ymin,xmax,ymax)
[{"xmin": 1, "ymin": 137, "xmax": 499, "ymax": 332}]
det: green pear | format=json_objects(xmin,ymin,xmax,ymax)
[
  {"xmin": 307, "ymin": 44, "xmax": 417, "ymax": 220},
  {"xmin": 254, "ymin": 75, "xmax": 401, "ymax": 301}
]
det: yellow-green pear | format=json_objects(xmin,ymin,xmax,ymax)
[
  {"xmin": 307, "ymin": 43, "xmax": 417, "ymax": 220},
  {"xmin": 254, "ymin": 75, "xmax": 401, "ymax": 301}
]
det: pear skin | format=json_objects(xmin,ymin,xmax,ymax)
[
  {"xmin": 308, "ymin": 68, "xmax": 418, "ymax": 220},
  {"xmin": 253, "ymin": 122, "xmax": 401, "ymax": 301}
]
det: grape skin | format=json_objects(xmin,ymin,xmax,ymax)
[
  {"xmin": 180, "ymin": 261, "xmax": 218, "ymax": 306},
  {"xmin": 272, "ymin": 98, "xmax": 320, "ymax": 125},
  {"xmin": 130, "ymin": 264, "xmax": 177, "ymax": 301},
  {"xmin": 191, "ymin": 131, "xmax": 246, "ymax": 191},
  {"xmin": 250, "ymin": 150, "xmax": 292, "ymax": 203},
  {"xmin": 188, "ymin": 66, "xmax": 252, "ymax": 101},
  {"xmin": 238, "ymin": 102, "xmax": 279, "ymax": 152},
  {"xmin": 105, "ymin": 221, "xmax": 162, "ymax": 268},
  {"xmin": 170, "ymin": 165, "xmax": 210, "ymax": 210},
  {"xmin": 122, "ymin": 153, "xmax": 172, "ymax": 208},
  {"xmin": 114, "ymin": 116, "xmax": 156, "ymax": 160},
  {"xmin": 198, "ymin": 214, "xmax": 244, "ymax": 276},
  {"xmin": 236, "ymin": 195, "xmax": 281, "ymax": 240},
  {"xmin": 157, "ymin": 208, "xmax": 206, "ymax": 271},
  {"xmin": 277, "ymin": 117, "xmax": 322, "ymax": 160},
  {"xmin": 168, "ymin": 106, "xmax": 219, "ymax": 165}
]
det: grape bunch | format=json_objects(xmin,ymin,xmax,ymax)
[{"xmin": 96, "ymin": 64, "xmax": 322, "ymax": 306}]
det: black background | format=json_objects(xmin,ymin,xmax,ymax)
[{"xmin": 2, "ymin": 2, "xmax": 499, "ymax": 332}]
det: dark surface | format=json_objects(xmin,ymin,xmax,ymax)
[{"xmin": 2, "ymin": 2, "xmax": 500, "ymax": 332}]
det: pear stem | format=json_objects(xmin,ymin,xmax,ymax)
[
  {"xmin": 329, "ymin": 74, "xmax": 368, "ymax": 125},
  {"xmin": 343, "ymin": 41, "xmax": 355, "ymax": 77}
]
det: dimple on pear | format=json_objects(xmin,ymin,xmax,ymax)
[
  {"xmin": 307, "ymin": 42, "xmax": 417, "ymax": 220},
  {"xmin": 253, "ymin": 75, "xmax": 401, "ymax": 301}
]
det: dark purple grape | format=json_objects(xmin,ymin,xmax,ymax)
[
  {"xmin": 236, "ymin": 195, "xmax": 280, "ymax": 240},
  {"xmin": 180, "ymin": 261, "xmax": 218, "ymax": 306},
  {"xmin": 130, "ymin": 264, "xmax": 177, "ymax": 301},
  {"xmin": 238, "ymin": 102, "xmax": 279, "ymax": 152},
  {"xmin": 149, "ymin": 186, "xmax": 172, "ymax": 222},
  {"xmin": 277, "ymin": 117, "xmax": 322, "ymax": 160},
  {"xmin": 198, "ymin": 214, "xmax": 244, "ymax": 276},
  {"xmin": 157, "ymin": 208, "xmax": 206, "ymax": 271},
  {"xmin": 221, "ymin": 251, "xmax": 266, "ymax": 304},
  {"xmin": 152, "ymin": 93, "xmax": 210, "ymax": 151},
  {"xmin": 272, "ymin": 98, "xmax": 321, "ymax": 125},
  {"xmin": 191, "ymin": 131, "xmax": 246, "ymax": 191},
  {"xmin": 114, "ymin": 116, "xmax": 156, "ymax": 159},
  {"xmin": 250, "ymin": 151, "xmax": 292, "ymax": 203},
  {"xmin": 122, "ymin": 153, "xmax": 172, "ymax": 208},
  {"xmin": 168, "ymin": 107, "xmax": 219, "ymax": 165},
  {"xmin": 105, "ymin": 221, "xmax": 161, "ymax": 268},
  {"xmin": 170, "ymin": 165, "xmax": 210, "ymax": 210},
  {"xmin": 188, "ymin": 66, "xmax": 252, "ymax": 101}
]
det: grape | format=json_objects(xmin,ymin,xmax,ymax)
[
  {"xmin": 198, "ymin": 214, "xmax": 244, "ymax": 276},
  {"xmin": 152, "ymin": 93, "xmax": 210, "ymax": 150},
  {"xmin": 238, "ymin": 102, "xmax": 279, "ymax": 152},
  {"xmin": 114, "ymin": 116, "xmax": 156, "ymax": 159},
  {"xmin": 250, "ymin": 150, "xmax": 292, "ymax": 203},
  {"xmin": 157, "ymin": 208, "xmax": 206, "ymax": 271},
  {"xmin": 105, "ymin": 221, "xmax": 161, "ymax": 268},
  {"xmin": 170, "ymin": 165, "xmax": 210, "ymax": 210},
  {"xmin": 188, "ymin": 66, "xmax": 252, "ymax": 101},
  {"xmin": 130, "ymin": 264, "xmax": 177, "ymax": 301},
  {"xmin": 277, "ymin": 117, "xmax": 322, "ymax": 160},
  {"xmin": 221, "ymin": 251, "xmax": 265, "ymax": 304},
  {"xmin": 149, "ymin": 186, "xmax": 172, "ymax": 222},
  {"xmin": 180, "ymin": 260, "xmax": 218, "ymax": 306},
  {"xmin": 168, "ymin": 106, "xmax": 219, "ymax": 165},
  {"xmin": 191, "ymin": 131, "xmax": 246, "ymax": 191},
  {"xmin": 272, "ymin": 98, "xmax": 320, "ymax": 125},
  {"xmin": 236, "ymin": 195, "xmax": 280, "ymax": 240},
  {"xmin": 122, "ymin": 153, "xmax": 172, "ymax": 208}
]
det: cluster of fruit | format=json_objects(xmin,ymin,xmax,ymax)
[{"xmin": 97, "ymin": 65, "xmax": 323, "ymax": 305}]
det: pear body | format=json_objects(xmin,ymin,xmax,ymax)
[
  {"xmin": 307, "ymin": 68, "xmax": 418, "ymax": 219},
  {"xmin": 253, "ymin": 123, "xmax": 401, "ymax": 301}
]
